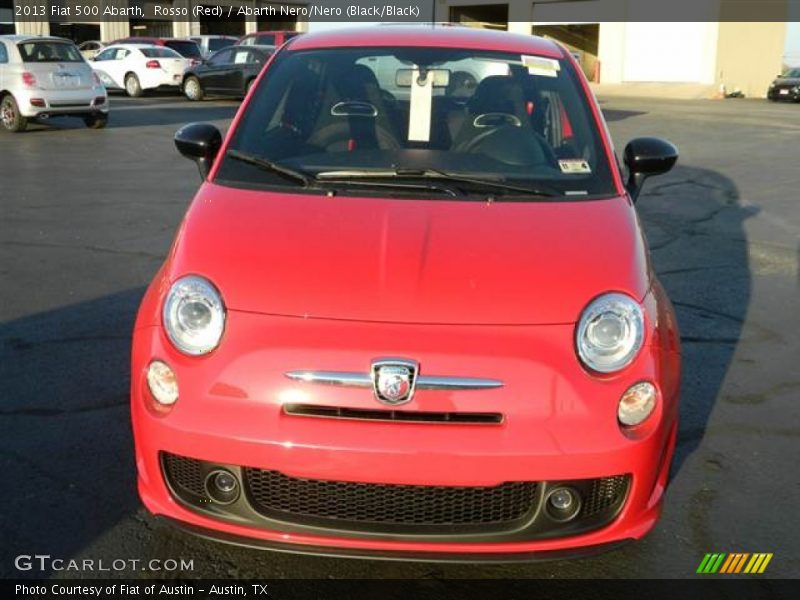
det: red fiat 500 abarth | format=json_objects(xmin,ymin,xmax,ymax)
[{"xmin": 131, "ymin": 25, "xmax": 681, "ymax": 561}]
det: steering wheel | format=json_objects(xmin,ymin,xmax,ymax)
[{"xmin": 457, "ymin": 126, "xmax": 560, "ymax": 168}]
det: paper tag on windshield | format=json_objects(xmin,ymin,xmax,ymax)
[
  {"xmin": 522, "ymin": 55, "xmax": 560, "ymax": 78},
  {"xmin": 408, "ymin": 68, "xmax": 433, "ymax": 142},
  {"xmin": 559, "ymin": 159, "xmax": 592, "ymax": 174}
]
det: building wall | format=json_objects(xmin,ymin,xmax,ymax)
[
  {"xmin": 599, "ymin": 22, "xmax": 719, "ymax": 84},
  {"xmin": 715, "ymin": 22, "xmax": 786, "ymax": 97}
]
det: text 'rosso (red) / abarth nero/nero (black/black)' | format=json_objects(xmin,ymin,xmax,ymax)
[{"xmin": 131, "ymin": 24, "xmax": 681, "ymax": 561}]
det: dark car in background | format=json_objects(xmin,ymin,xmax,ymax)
[
  {"xmin": 182, "ymin": 46, "xmax": 273, "ymax": 101},
  {"xmin": 188, "ymin": 35, "xmax": 238, "ymax": 59},
  {"xmin": 237, "ymin": 31, "xmax": 301, "ymax": 47},
  {"xmin": 767, "ymin": 68, "xmax": 800, "ymax": 101},
  {"xmin": 110, "ymin": 37, "xmax": 202, "ymax": 64}
]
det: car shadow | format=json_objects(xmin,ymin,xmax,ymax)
[
  {"xmin": 0, "ymin": 289, "xmax": 144, "ymax": 578},
  {"xmin": 633, "ymin": 165, "xmax": 755, "ymax": 478},
  {"xmin": 601, "ymin": 108, "xmax": 648, "ymax": 122}
]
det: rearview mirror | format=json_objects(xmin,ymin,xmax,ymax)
[
  {"xmin": 174, "ymin": 122, "xmax": 222, "ymax": 180},
  {"xmin": 623, "ymin": 137, "xmax": 678, "ymax": 202},
  {"xmin": 396, "ymin": 68, "xmax": 451, "ymax": 88}
]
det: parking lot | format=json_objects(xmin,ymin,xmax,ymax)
[{"xmin": 1, "ymin": 92, "xmax": 798, "ymax": 579}]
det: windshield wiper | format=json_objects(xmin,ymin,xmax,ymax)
[
  {"xmin": 317, "ymin": 168, "xmax": 559, "ymax": 198},
  {"xmin": 226, "ymin": 149, "xmax": 315, "ymax": 187},
  {"xmin": 314, "ymin": 175, "xmax": 461, "ymax": 197}
]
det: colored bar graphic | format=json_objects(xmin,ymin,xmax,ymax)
[
  {"xmin": 744, "ymin": 554, "xmax": 760, "ymax": 573},
  {"xmin": 697, "ymin": 553, "xmax": 713, "ymax": 573},
  {"xmin": 758, "ymin": 554, "xmax": 773, "ymax": 573},
  {"xmin": 719, "ymin": 554, "xmax": 736, "ymax": 573},
  {"xmin": 734, "ymin": 553, "xmax": 750, "ymax": 573},
  {"xmin": 710, "ymin": 553, "xmax": 726, "ymax": 573},
  {"xmin": 698, "ymin": 552, "xmax": 773, "ymax": 574}
]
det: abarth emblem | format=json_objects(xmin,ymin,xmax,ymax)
[{"xmin": 371, "ymin": 359, "xmax": 418, "ymax": 405}]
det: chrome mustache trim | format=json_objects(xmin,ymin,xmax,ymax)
[{"xmin": 285, "ymin": 371, "xmax": 503, "ymax": 391}]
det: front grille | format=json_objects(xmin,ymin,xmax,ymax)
[
  {"xmin": 582, "ymin": 475, "xmax": 629, "ymax": 517},
  {"xmin": 160, "ymin": 452, "xmax": 630, "ymax": 541},
  {"xmin": 163, "ymin": 453, "xmax": 206, "ymax": 499},
  {"xmin": 244, "ymin": 468, "xmax": 537, "ymax": 528},
  {"xmin": 283, "ymin": 403, "xmax": 503, "ymax": 424}
]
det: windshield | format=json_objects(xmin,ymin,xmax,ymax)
[
  {"xmin": 783, "ymin": 68, "xmax": 800, "ymax": 78},
  {"xmin": 217, "ymin": 46, "xmax": 617, "ymax": 199},
  {"xmin": 18, "ymin": 41, "xmax": 83, "ymax": 63},
  {"xmin": 140, "ymin": 47, "xmax": 181, "ymax": 58},
  {"xmin": 209, "ymin": 38, "xmax": 235, "ymax": 52},
  {"xmin": 164, "ymin": 40, "xmax": 201, "ymax": 58}
]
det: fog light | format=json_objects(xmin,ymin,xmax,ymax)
[
  {"xmin": 618, "ymin": 382, "xmax": 657, "ymax": 427},
  {"xmin": 545, "ymin": 486, "xmax": 581, "ymax": 522},
  {"xmin": 205, "ymin": 469, "xmax": 239, "ymax": 504},
  {"xmin": 146, "ymin": 360, "xmax": 178, "ymax": 406}
]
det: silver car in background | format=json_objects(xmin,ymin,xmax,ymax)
[{"xmin": 0, "ymin": 35, "xmax": 109, "ymax": 132}]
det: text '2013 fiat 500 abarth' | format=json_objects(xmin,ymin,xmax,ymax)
[{"xmin": 131, "ymin": 25, "xmax": 681, "ymax": 561}]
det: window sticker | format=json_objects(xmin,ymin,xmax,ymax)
[
  {"xmin": 522, "ymin": 55, "xmax": 560, "ymax": 78},
  {"xmin": 559, "ymin": 159, "xmax": 592, "ymax": 174},
  {"xmin": 407, "ymin": 67, "xmax": 433, "ymax": 142}
]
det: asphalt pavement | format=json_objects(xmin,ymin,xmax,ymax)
[{"xmin": 0, "ymin": 92, "xmax": 798, "ymax": 579}]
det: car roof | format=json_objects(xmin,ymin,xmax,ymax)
[
  {"xmin": 288, "ymin": 24, "xmax": 563, "ymax": 58},
  {"xmin": 244, "ymin": 31, "xmax": 297, "ymax": 36},
  {"xmin": 105, "ymin": 43, "xmax": 165, "ymax": 50},
  {"xmin": 0, "ymin": 35, "xmax": 74, "ymax": 44}
]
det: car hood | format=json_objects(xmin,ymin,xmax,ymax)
[
  {"xmin": 774, "ymin": 77, "xmax": 800, "ymax": 86},
  {"xmin": 169, "ymin": 184, "xmax": 650, "ymax": 325}
]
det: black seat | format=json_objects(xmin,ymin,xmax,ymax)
[
  {"xmin": 308, "ymin": 64, "xmax": 401, "ymax": 151},
  {"xmin": 452, "ymin": 75, "xmax": 531, "ymax": 152}
]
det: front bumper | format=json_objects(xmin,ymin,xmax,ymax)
[
  {"xmin": 132, "ymin": 309, "xmax": 679, "ymax": 558},
  {"xmin": 767, "ymin": 87, "xmax": 800, "ymax": 101},
  {"xmin": 15, "ymin": 87, "xmax": 108, "ymax": 118}
]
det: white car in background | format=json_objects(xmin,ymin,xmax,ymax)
[{"xmin": 91, "ymin": 44, "xmax": 190, "ymax": 97}]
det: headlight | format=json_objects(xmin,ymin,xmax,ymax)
[
  {"xmin": 163, "ymin": 275, "xmax": 225, "ymax": 355},
  {"xmin": 576, "ymin": 293, "xmax": 644, "ymax": 373}
]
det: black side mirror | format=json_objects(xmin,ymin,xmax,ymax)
[
  {"xmin": 623, "ymin": 137, "xmax": 678, "ymax": 202},
  {"xmin": 174, "ymin": 123, "xmax": 222, "ymax": 179}
]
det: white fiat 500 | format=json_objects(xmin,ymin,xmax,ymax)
[
  {"xmin": 91, "ymin": 44, "xmax": 191, "ymax": 97},
  {"xmin": 0, "ymin": 35, "xmax": 108, "ymax": 132}
]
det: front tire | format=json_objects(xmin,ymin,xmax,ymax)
[
  {"xmin": 125, "ymin": 73, "xmax": 143, "ymax": 97},
  {"xmin": 84, "ymin": 114, "xmax": 108, "ymax": 129},
  {"xmin": 184, "ymin": 76, "xmax": 204, "ymax": 101},
  {"xmin": 0, "ymin": 95, "xmax": 28, "ymax": 132}
]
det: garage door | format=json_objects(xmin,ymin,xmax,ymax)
[{"xmin": 622, "ymin": 22, "xmax": 712, "ymax": 82}]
